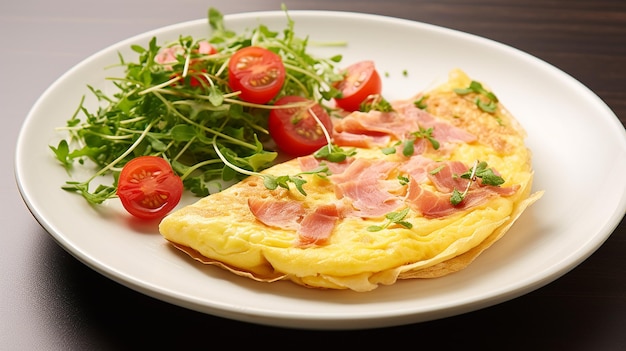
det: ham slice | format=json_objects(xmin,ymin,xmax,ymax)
[
  {"xmin": 332, "ymin": 103, "xmax": 476, "ymax": 149},
  {"xmin": 296, "ymin": 204, "xmax": 340, "ymax": 246},
  {"xmin": 393, "ymin": 102, "xmax": 477, "ymax": 144},
  {"xmin": 398, "ymin": 155, "xmax": 433, "ymax": 183},
  {"xmin": 297, "ymin": 155, "xmax": 353, "ymax": 175},
  {"xmin": 405, "ymin": 164, "xmax": 519, "ymax": 218},
  {"xmin": 247, "ymin": 198, "xmax": 305, "ymax": 230},
  {"xmin": 427, "ymin": 161, "xmax": 471, "ymax": 193},
  {"xmin": 330, "ymin": 158, "xmax": 403, "ymax": 217},
  {"xmin": 332, "ymin": 131, "xmax": 391, "ymax": 148},
  {"xmin": 248, "ymin": 198, "xmax": 342, "ymax": 246},
  {"xmin": 333, "ymin": 110, "xmax": 419, "ymax": 141}
]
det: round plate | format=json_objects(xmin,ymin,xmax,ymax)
[{"xmin": 15, "ymin": 10, "xmax": 626, "ymax": 329}]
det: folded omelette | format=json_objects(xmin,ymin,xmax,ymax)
[{"xmin": 159, "ymin": 69, "xmax": 543, "ymax": 292}]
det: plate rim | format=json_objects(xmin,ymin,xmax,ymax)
[{"xmin": 14, "ymin": 9, "xmax": 626, "ymax": 330}]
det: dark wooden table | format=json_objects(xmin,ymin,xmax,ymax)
[{"xmin": 3, "ymin": 0, "xmax": 625, "ymax": 349}]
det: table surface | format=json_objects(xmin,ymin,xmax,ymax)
[{"xmin": 2, "ymin": 0, "xmax": 625, "ymax": 349}]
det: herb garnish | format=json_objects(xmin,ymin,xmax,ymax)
[
  {"xmin": 450, "ymin": 160, "xmax": 505, "ymax": 205},
  {"xmin": 453, "ymin": 80, "xmax": 499, "ymax": 114},
  {"xmin": 413, "ymin": 95, "xmax": 428, "ymax": 110},
  {"xmin": 314, "ymin": 144, "xmax": 356, "ymax": 163},
  {"xmin": 367, "ymin": 207, "xmax": 413, "ymax": 232},
  {"xmin": 381, "ymin": 127, "xmax": 440, "ymax": 156},
  {"xmin": 359, "ymin": 94, "xmax": 394, "ymax": 112}
]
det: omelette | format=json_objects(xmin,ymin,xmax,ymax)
[{"xmin": 159, "ymin": 69, "xmax": 543, "ymax": 292}]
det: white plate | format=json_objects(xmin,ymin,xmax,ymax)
[{"xmin": 15, "ymin": 11, "xmax": 626, "ymax": 330}]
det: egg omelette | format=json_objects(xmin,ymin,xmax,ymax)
[{"xmin": 159, "ymin": 69, "xmax": 544, "ymax": 292}]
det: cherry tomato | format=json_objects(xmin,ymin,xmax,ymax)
[
  {"xmin": 334, "ymin": 60, "xmax": 382, "ymax": 112},
  {"xmin": 268, "ymin": 96, "xmax": 333, "ymax": 156},
  {"xmin": 117, "ymin": 156, "xmax": 183, "ymax": 220},
  {"xmin": 228, "ymin": 46, "xmax": 285, "ymax": 104}
]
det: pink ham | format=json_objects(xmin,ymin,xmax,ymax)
[
  {"xmin": 248, "ymin": 198, "xmax": 342, "ymax": 247},
  {"xmin": 335, "ymin": 179, "xmax": 403, "ymax": 217},
  {"xmin": 333, "ymin": 110, "xmax": 419, "ymax": 141},
  {"xmin": 328, "ymin": 158, "xmax": 396, "ymax": 184},
  {"xmin": 330, "ymin": 158, "xmax": 403, "ymax": 217},
  {"xmin": 247, "ymin": 198, "xmax": 305, "ymax": 230},
  {"xmin": 405, "ymin": 173, "xmax": 519, "ymax": 218},
  {"xmin": 427, "ymin": 161, "xmax": 519, "ymax": 195},
  {"xmin": 427, "ymin": 161, "xmax": 471, "ymax": 193},
  {"xmin": 296, "ymin": 204, "xmax": 340, "ymax": 246},
  {"xmin": 397, "ymin": 155, "xmax": 434, "ymax": 183},
  {"xmin": 393, "ymin": 102, "xmax": 477, "ymax": 144},
  {"xmin": 332, "ymin": 131, "xmax": 391, "ymax": 148},
  {"xmin": 332, "ymin": 103, "xmax": 476, "ymax": 148}
]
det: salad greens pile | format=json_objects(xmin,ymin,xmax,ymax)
[{"xmin": 50, "ymin": 6, "xmax": 345, "ymax": 205}]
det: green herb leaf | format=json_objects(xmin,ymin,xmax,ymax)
[
  {"xmin": 49, "ymin": 140, "xmax": 72, "ymax": 170},
  {"xmin": 314, "ymin": 144, "xmax": 356, "ymax": 163},
  {"xmin": 381, "ymin": 146, "xmax": 397, "ymax": 155},
  {"xmin": 367, "ymin": 207, "xmax": 412, "ymax": 232},
  {"xmin": 476, "ymin": 98, "xmax": 497, "ymax": 113},
  {"xmin": 450, "ymin": 188, "xmax": 464, "ymax": 206},
  {"xmin": 454, "ymin": 80, "xmax": 499, "ymax": 114},
  {"xmin": 359, "ymin": 95, "xmax": 394, "ymax": 112},
  {"xmin": 451, "ymin": 160, "xmax": 506, "ymax": 205},
  {"xmin": 414, "ymin": 95, "xmax": 428, "ymax": 109}
]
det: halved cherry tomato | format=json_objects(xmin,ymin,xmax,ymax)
[
  {"xmin": 228, "ymin": 46, "xmax": 285, "ymax": 104},
  {"xmin": 268, "ymin": 96, "xmax": 333, "ymax": 157},
  {"xmin": 117, "ymin": 156, "xmax": 183, "ymax": 220},
  {"xmin": 334, "ymin": 60, "xmax": 382, "ymax": 112}
]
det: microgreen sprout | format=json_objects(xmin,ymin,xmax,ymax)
[
  {"xmin": 413, "ymin": 95, "xmax": 428, "ymax": 110},
  {"xmin": 453, "ymin": 80, "xmax": 499, "ymax": 114},
  {"xmin": 367, "ymin": 207, "xmax": 413, "ymax": 232},
  {"xmin": 359, "ymin": 94, "xmax": 394, "ymax": 112},
  {"xmin": 314, "ymin": 144, "xmax": 356, "ymax": 163},
  {"xmin": 381, "ymin": 127, "xmax": 440, "ymax": 156},
  {"xmin": 450, "ymin": 160, "xmax": 505, "ymax": 205},
  {"xmin": 212, "ymin": 138, "xmax": 328, "ymax": 196}
]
